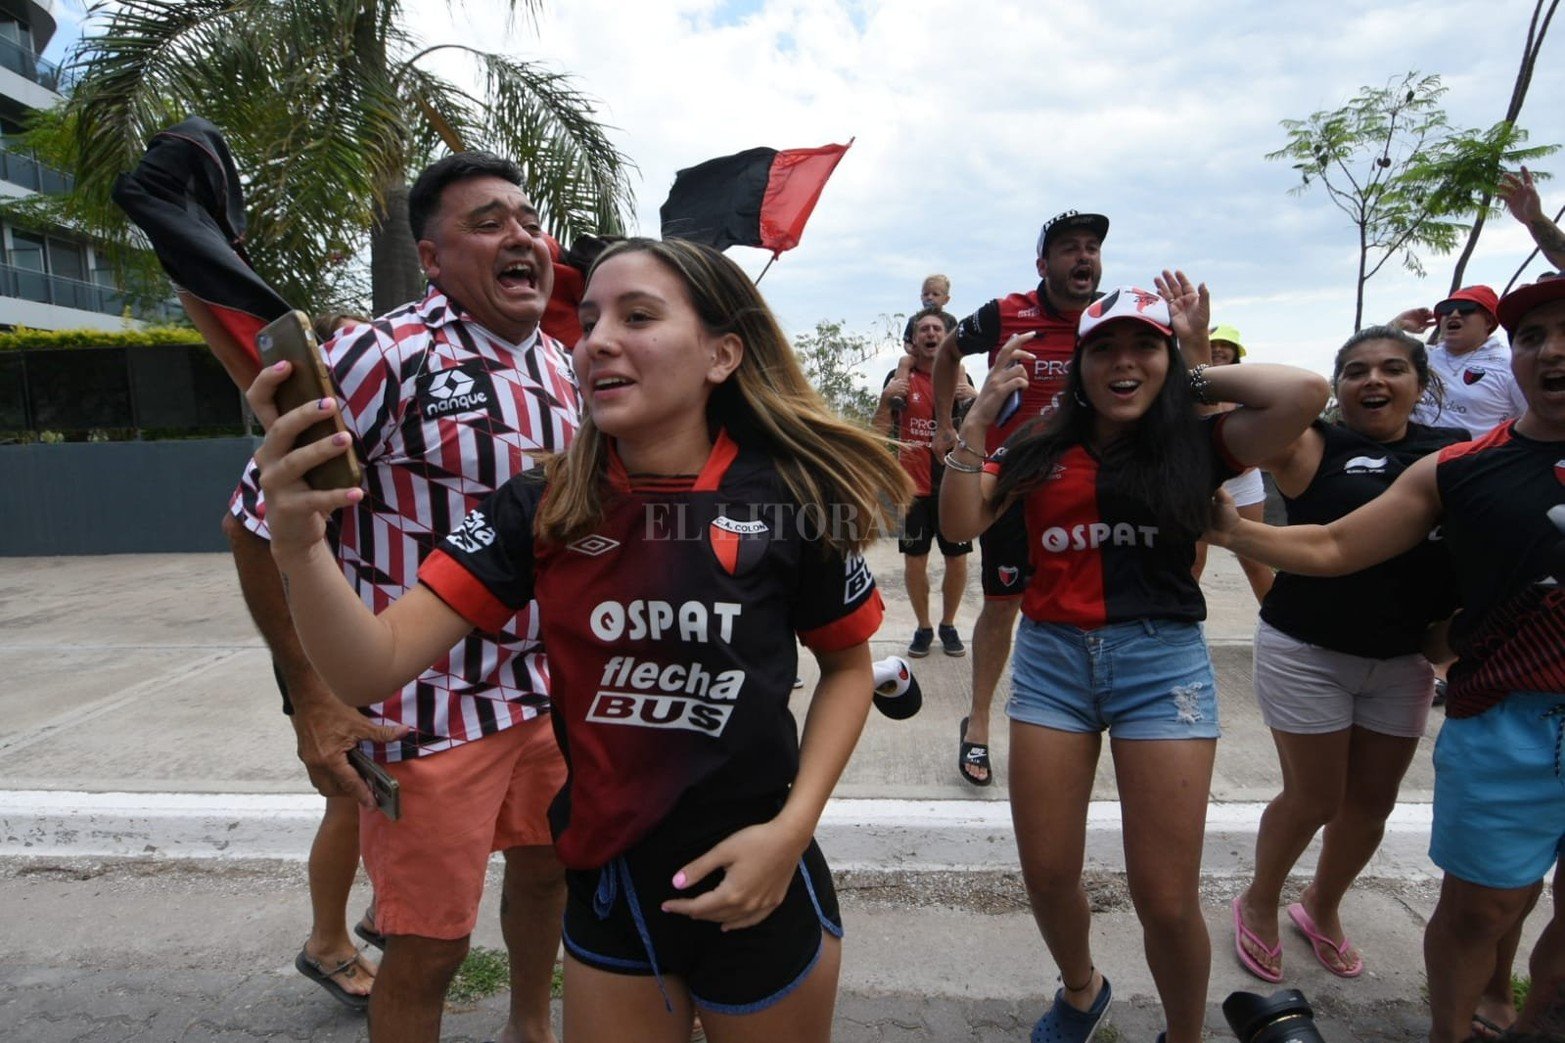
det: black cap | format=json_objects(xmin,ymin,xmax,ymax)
[{"xmin": 1037, "ymin": 210, "xmax": 1110, "ymax": 256}]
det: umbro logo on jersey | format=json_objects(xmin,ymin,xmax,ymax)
[
  {"xmin": 1462, "ymin": 368, "xmax": 1487, "ymax": 385},
  {"xmin": 569, "ymin": 535, "xmax": 620, "ymax": 556},
  {"xmin": 420, "ymin": 364, "xmax": 497, "ymax": 419},
  {"xmin": 1344, "ymin": 455, "xmax": 1389, "ymax": 474}
]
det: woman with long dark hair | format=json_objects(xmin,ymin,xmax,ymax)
[
  {"xmin": 246, "ymin": 237, "xmax": 913, "ymax": 1043},
  {"xmin": 1228, "ymin": 327, "xmax": 1481, "ymax": 995},
  {"xmin": 941, "ymin": 278, "xmax": 1327, "ymax": 1043}
]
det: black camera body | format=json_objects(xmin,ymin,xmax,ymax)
[{"xmin": 1223, "ymin": 989, "xmax": 1325, "ymax": 1043}]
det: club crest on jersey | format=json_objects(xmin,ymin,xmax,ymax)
[
  {"xmin": 418, "ymin": 361, "xmax": 498, "ymax": 419},
  {"xmin": 997, "ymin": 565, "xmax": 1021, "ymax": 588},
  {"xmin": 1462, "ymin": 368, "xmax": 1487, "ymax": 385},
  {"xmin": 708, "ymin": 516, "xmax": 770, "ymax": 576},
  {"xmin": 569, "ymin": 534, "xmax": 620, "ymax": 556},
  {"xmin": 1555, "ymin": 459, "xmax": 1565, "ymax": 486}
]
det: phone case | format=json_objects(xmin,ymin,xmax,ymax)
[
  {"xmin": 256, "ymin": 310, "xmax": 364, "ymax": 491},
  {"xmin": 347, "ymin": 747, "xmax": 401, "ymax": 820}
]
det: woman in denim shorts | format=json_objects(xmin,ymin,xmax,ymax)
[{"xmin": 942, "ymin": 277, "xmax": 1326, "ymax": 1043}]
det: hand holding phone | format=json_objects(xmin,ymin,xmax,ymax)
[
  {"xmin": 256, "ymin": 310, "xmax": 364, "ymax": 491},
  {"xmin": 347, "ymin": 747, "xmax": 401, "ymax": 820}
]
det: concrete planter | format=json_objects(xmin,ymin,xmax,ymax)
[{"xmin": 0, "ymin": 437, "xmax": 258, "ymax": 554}]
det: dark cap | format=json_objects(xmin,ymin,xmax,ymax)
[{"xmin": 1037, "ymin": 210, "xmax": 1109, "ymax": 256}]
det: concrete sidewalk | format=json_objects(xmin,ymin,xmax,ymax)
[{"xmin": 0, "ymin": 545, "xmax": 1439, "ymax": 871}]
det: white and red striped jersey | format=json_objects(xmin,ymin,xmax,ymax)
[{"xmin": 232, "ymin": 288, "xmax": 581, "ymax": 761}]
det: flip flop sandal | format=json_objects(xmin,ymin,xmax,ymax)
[
  {"xmin": 1470, "ymin": 1013, "xmax": 1510, "ymax": 1040},
  {"xmin": 958, "ymin": 716, "xmax": 993, "ymax": 787},
  {"xmin": 1232, "ymin": 895, "xmax": 1283, "ymax": 983},
  {"xmin": 354, "ymin": 913, "xmax": 385, "ymax": 950},
  {"xmin": 1031, "ymin": 974, "xmax": 1112, "ymax": 1043},
  {"xmin": 1287, "ymin": 902, "xmax": 1364, "ymax": 978},
  {"xmin": 295, "ymin": 947, "xmax": 372, "ymax": 1012}
]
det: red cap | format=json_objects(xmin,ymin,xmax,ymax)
[
  {"xmin": 1435, "ymin": 285, "xmax": 1500, "ymax": 322},
  {"xmin": 1497, "ymin": 278, "xmax": 1565, "ymax": 335}
]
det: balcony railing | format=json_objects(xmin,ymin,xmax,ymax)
[
  {"xmin": 0, "ymin": 142, "xmax": 71, "ymax": 194},
  {"xmin": 0, "ymin": 261, "xmax": 181, "ymax": 323},
  {"xmin": 0, "ymin": 35, "xmax": 73, "ymax": 93}
]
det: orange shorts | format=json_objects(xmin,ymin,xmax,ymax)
[{"xmin": 359, "ymin": 714, "xmax": 566, "ymax": 940}]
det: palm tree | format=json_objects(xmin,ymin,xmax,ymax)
[{"xmin": 27, "ymin": 0, "xmax": 634, "ymax": 312}]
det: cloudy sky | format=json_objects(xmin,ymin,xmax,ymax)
[{"xmin": 51, "ymin": 0, "xmax": 1565, "ymax": 384}]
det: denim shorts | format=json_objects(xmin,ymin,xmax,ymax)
[
  {"xmin": 1007, "ymin": 617, "xmax": 1220, "ymax": 739},
  {"xmin": 1431, "ymin": 692, "xmax": 1565, "ymax": 890}
]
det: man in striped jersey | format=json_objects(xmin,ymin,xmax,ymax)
[{"xmin": 224, "ymin": 152, "xmax": 577, "ymax": 1043}]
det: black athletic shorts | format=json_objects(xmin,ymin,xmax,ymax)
[
  {"xmin": 563, "ymin": 831, "xmax": 842, "ymax": 1013},
  {"xmin": 898, "ymin": 494, "xmax": 972, "ymax": 558},
  {"xmin": 979, "ymin": 499, "xmax": 1030, "ymax": 597}
]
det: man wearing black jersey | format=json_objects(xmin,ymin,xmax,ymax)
[
  {"xmin": 1209, "ymin": 278, "xmax": 1565, "ymax": 1043},
  {"xmin": 929, "ymin": 211, "xmax": 1106, "ymax": 786}
]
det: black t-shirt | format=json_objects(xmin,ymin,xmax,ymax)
[
  {"xmin": 418, "ymin": 431, "xmax": 884, "ymax": 869},
  {"xmin": 1436, "ymin": 421, "xmax": 1565, "ymax": 716},
  {"xmin": 1261, "ymin": 420, "xmax": 1467, "ymax": 658}
]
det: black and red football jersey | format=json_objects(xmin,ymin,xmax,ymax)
[
  {"xmin": 988, "ymin": 416, "xmax": 1238, "ymax": 628},
  {"xmin": 954, "ymin": 287, "xmax": 1084, "ymax": 453},
  {"xmin": 1436, "ymin": 421, "xmax": 1565, "ymax": 716},
  {"xmin": 418, "ymin": 431, "xmax": 884, "ymax": 869}
]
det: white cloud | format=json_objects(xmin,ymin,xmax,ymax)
[{"xmin": 413, "ymin": 0, "xmax": 1565, "ymax": 383}]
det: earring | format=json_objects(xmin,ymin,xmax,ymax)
[{"xmin": 1074, "ymin": 389, "xmax": 1088, "ymax": 407}]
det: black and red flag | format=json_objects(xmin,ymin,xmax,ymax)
[
  {"xmin": 659, "ymin": 141, "xmax": 852, "ymax": 257},
  {"xmin": 112, "ymin": 116, "xmax": 290, "ymax": 390}
]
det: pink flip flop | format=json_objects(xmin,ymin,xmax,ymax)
[
  {"xmin": 1287, "ymin": 902, "xmax": 1364, "ymax": 978},
  {"xmin": 1232, "ymin": 896, "xmax": 1283, "ymax": 983}
]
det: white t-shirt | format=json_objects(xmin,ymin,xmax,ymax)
[{"xmin": 1410, "ymin": 334, "xmax": 1527, "ymax": 439}]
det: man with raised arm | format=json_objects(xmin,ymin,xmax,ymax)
[{"xmin": 930, "ymin": 210, "xmax": 1105, "ymax": 786}]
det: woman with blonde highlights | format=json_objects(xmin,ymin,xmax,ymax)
[{"xmin": 247, "ymin": 235, "xmax": 911, "ymax": 1043}]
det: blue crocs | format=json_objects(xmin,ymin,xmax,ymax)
[{"xmin": 1031, "ymin": 975, "xmax": 1113, "ymax": 1043}]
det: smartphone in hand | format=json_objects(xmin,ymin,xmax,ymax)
[
  {"xmin": 347, "ymin": 747, "xmax": 400, "ymax": 820},
  {"xmin": 256, "ymin": 310, "xmax": 364, "ymax": 491},
  {"xmin": 996, "ymin": 388, "xmax": 1022, "ymax": 427}
]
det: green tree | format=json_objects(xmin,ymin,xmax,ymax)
[
  {"xmin": 792, "ymin": 320, "xmax": 881, "ymax": 424},
  {"xmin": 21, "ymin": 0, "xmax": 635, "ymax": 314},
  {"xmin": 1267, "ymin": 71, "xmax": 1556, "ymax": 329}
]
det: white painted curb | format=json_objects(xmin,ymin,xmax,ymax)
[{"xmin": 0, "ymin": 791, "xmax": 1440, "ymax": 879}]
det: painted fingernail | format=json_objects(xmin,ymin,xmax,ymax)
[
  {"xmin": 318, "ymin": 397, "xmax": 333, "ymax": 410},
  {"xmin": 346, "ymin": 488, "xmax": 364, "ymax": 502},
  {"xmin": 332, "ymin": 433, "xmax": 350, "ymax": 446},
  {"xmin": 672, "ymin": 871, "xmax": 687, "ymax": 889},
  {"xmin": 273, "ymin": 360, "xmax": 288, "ymax": 372}
]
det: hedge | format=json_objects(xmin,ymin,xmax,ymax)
[{"xmin": 0, "ymin": 325, "xmax": 203, "ymax": 352}]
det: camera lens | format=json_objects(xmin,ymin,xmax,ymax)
[{"xmin": 1222, "ymin": 989, "xmax": 1324, "ymax": 1043}]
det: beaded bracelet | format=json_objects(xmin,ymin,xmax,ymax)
[
  {"xmin": 942, "ymin": 451, "xmax": 983, "ymax": 474},
  {"xmin": 1188, "ymin": 364, "xmax": 1213, "ymax": 405}
]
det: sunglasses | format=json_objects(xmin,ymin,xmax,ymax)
[{"xmin": 1434, "ymin": 300, "xmax": 1482, "ymax": 318}]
